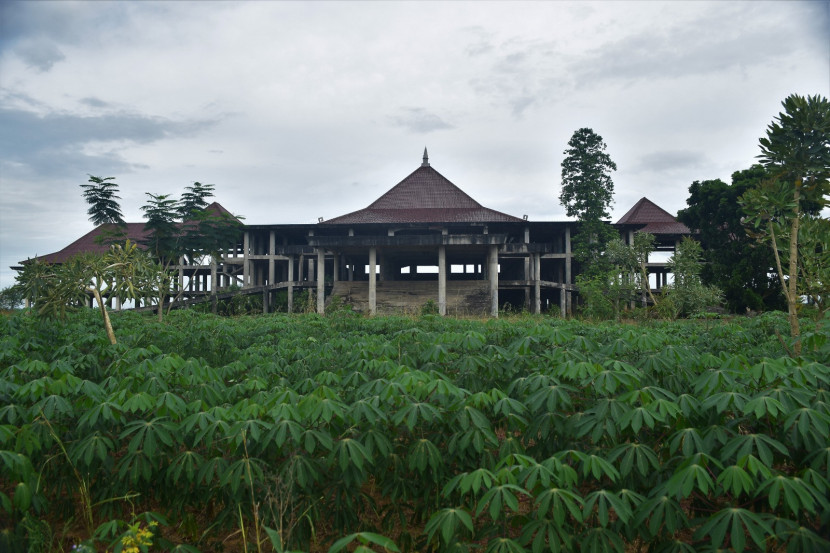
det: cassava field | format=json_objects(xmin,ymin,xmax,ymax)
[{"xmin": 1, "ymin": 309, "xmax": 829, "ymax": 553}]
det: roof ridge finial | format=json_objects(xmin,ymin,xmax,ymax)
[{"xmin": 422, "ymin": 147, "xmax": 430, "ymax": 167}]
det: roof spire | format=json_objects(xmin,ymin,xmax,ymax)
[{"xmin": 422, "ymin": 147, "xmax": 430, "ymax": 167}]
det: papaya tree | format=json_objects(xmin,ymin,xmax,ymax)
[
  {"xmin": 14, "ymin": 241, "xmax": 152, "ymax": 344},
  {"xmin": 741, "ymin": 94, "xmax": 830, "ymax": 355}
]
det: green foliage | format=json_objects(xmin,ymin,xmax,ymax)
[
  {"xmin": 421, "ymin": 299, "xmax": 440, "ymax": 316},
  {"xmin": 0, "ymin": 285, "xmax": 25, "ymax": 310},
  {"xmin": 0, "ymin": 310, "xmax": 828, "ymax": 552},
  {"xmin": 678, "ymin": 166, "xmax": 787, "ymax": 312},
  {"xmin": 660, "ymin": 238, "xmax": 723, "ymax": 318},
  {"xmin": 80, "ymin": 175, "xmax": 125, "ymax": 227},
  {"xmin": 741, "ymin": 93, "xmax": 830, "ymax": 355},
  {"xmin": 559, "ymin": 128, "xmax": 618, "ymax": 274}
]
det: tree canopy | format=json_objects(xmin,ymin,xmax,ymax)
[
  {"xmin": 559, "ymin": 128, "xmax": 618, "ymax": 276},
  {"xmin": 677, "ymin": 165, "xmax": 785, "ymax": 313},
  {"xmin": 80, "ymin": 175, "xmax": 125, "ymax": 230},
  {"xmin": 559, "ymin": 128, "xmax": 616, "ymax": 222},
  {"xmin": 741, "ymin": 93, "xmax": 830, "ymax": 355}
]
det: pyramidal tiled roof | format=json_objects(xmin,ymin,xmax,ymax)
[
  {"xmin": 325, "ymin": 151, "xmax": 523, "ymax": 224},
  {"xmin": 615, "ymin": 197, "xmax": 691, "ymax": 235}
]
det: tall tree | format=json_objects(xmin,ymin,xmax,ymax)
[
  {"xmin": 141, "ymin": 193, "xmax": 181, "ymax": 264},
  {"xmin": 741, "ymin": 93, "xmax": 830, "ymax": 355},
  {"xmin": 141, "ymin": 188, "xmax": 243, "ymax": 321},
  {"xmin": 677, "ymin": 166, "xmax": 785, "ymax": 313},
  {"xmin": 559, "ymin": 127, "xmax": 618, "ymax": 276},
  {"xmin": 80, "ymin": 175, "xmax": 125, "ymax": 226}
]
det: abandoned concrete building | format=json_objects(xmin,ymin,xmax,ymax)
[{"xmin": 17, "ymin": 150, "xmax": 691, "ymax": 316}]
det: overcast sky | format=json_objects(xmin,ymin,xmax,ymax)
[{"xmin": 1, "ymin": 0, "xmax": 828, "ymax": 288}]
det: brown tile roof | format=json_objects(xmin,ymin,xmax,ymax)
[
  {"xmin": 26, "ymin": 223, "xmax": 151, "ymax": 264},
  {"xmin": 615, "ymin": 197, "xmax": 691, "ymax": 235},
  {"xmin": 22, "ymin": 202, "xmax": 240, "ymax": 265},
  {"xmin": 326, "ymin": 161, "xmax": 524, "ymax": 224},
  {"xmin": 202, "ymin": 201, "xmax": 242, "ymax": 223}
]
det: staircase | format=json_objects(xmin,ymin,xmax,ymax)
[{"xmin": 329, "ymin": 280, "xmax": 490, "ymax": 316}]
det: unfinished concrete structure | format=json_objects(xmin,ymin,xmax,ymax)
[
  {"xmin": 17, "ymin": 151, "xmax": 691, "ymax": 316},
  {"xmin": 240, "ymin": 150, "xmax": 583, "ymax": 317}
]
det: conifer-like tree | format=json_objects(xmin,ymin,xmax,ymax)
[{"xmin": 560, "ymin": 128, "xmax": 618, "ymax": 277}]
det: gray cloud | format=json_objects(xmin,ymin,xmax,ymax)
[
  {"xmin": 389, "ymin": 108, "xmax": 453, "ymax": 133},
  {"xmin": 634, "ymin": 150, "xmax": 708, "ymax": 174},
  {"xmin": 15, "ymin": 39, "xmax": 65, "ymax": 71},
  {"xmin": 0, "ymin": 105, "xmax": 221, "ymax": 178},
  {"xmin": 79, "ymin": 97, "xmax": 112, "ymax": 109},
  {"xmin": 570, "ymin": 7, "xmax": 812, "ymax": 88}
]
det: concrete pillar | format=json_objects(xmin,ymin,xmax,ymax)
[
  {"xmin": 565, "ymin": 225, "xmax": 572, "ymax": 315},
  {"xmin": 438, "ymin": 246, "xmax": 447, "ymax": 316},
  {"xmin": 317, "ymin": 249, "xmax": 325, "ymax": 315},
  {"xmin": 489, "ymin": 245, "xmax": 499, "ymax": 318},
  {"xmin": 333, "ymin": 254, "xmax": 340, "ymax": 283},
  {"xmin": 308, "ymin": 257, "xmax": 315, "ymax": 283},
  {"xmin": 287, "ymin": 255, "xmax": 294, "ymax": 313},
  {"xmin": 534, "ymin": 253, "xmax": 541, "ymax": 314},
  {"xmin": 369, "ymin": 247, "xmax": 377, "ymax": 315},
  {"xmin": 243, "ymin": 232, "xmax": 251, "ymax": 287},
  {"xmin": 268, "ymin": 231, "xmax": 275, "ymax": 286}
]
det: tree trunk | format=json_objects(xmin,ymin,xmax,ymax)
[
  {"xmin": 788, "ymin": 184, "xmax": 801, "ymax": 355},
  {"xmin": 89, "ymin": 287, "xmax": 117, "ymax": 345}
]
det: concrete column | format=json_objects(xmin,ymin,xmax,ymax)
[
  {"xmin": 438, "ymin": 246, "xmax": 447, "ymax": 316},
  {"xmin": 298, "ymin": 254, "xmax": 304, "ymax": 282},
  {"xmin": 317, "ymin": 249, "xmax": 325, "ymax": 315},
  {"xmin": 333, "ymin": 254, "xmax": 340, "ymax": 283},
  {"xmin": 268, "ymin": 231, "xmax": 276, "ymax": 285},
  {"xmin": 210, "ymin": 262, "xmax": 218, "ymax": 314},
  {"xmin": 243, "ymin": 232, "xmax": 251, "ymax": 287},
  {"xmin": 308, "ymin": 257, "xmax": 315, "ymax": 283},
  {"xmin": 369, "ymin": 247, "xmax": 377, "ymax": 315},
  {"xmin": 287, "ymin": 255, "xmax": 294, "ymax": 313},
  {"xmin": 489, "ymin": 245, "xmax": 499, "ymax": 318},
  {"xmin": 565, "ymin": 225, "xmax": 572, "ymax": 315},
  {"xmin": 534, "ymin": 253, "xmax": 541, "ymax": 314}
]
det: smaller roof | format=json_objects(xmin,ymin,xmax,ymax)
[
  {"xmin": 615, "ymin": 197, "xmax": 691, "ymax": 235},
  {"xmin": 21, "ymin": 202, "xmax": 240, "ymax": 265},
  {"xmin": 26, "ymin": 223, "xmax": 150, "ymax": 265}
]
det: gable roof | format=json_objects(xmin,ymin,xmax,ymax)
[
  {"xmin": 615, "ymin": 197, "xmax": 691, "ymax": 235},
  {"xmin": 325, "ymin": 151, "xmax": 524, "ymax": 224}
]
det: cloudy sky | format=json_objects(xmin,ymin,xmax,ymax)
[{"xmin": 1, "ymin": 1, "xmax": 828, "ymax": 288}]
